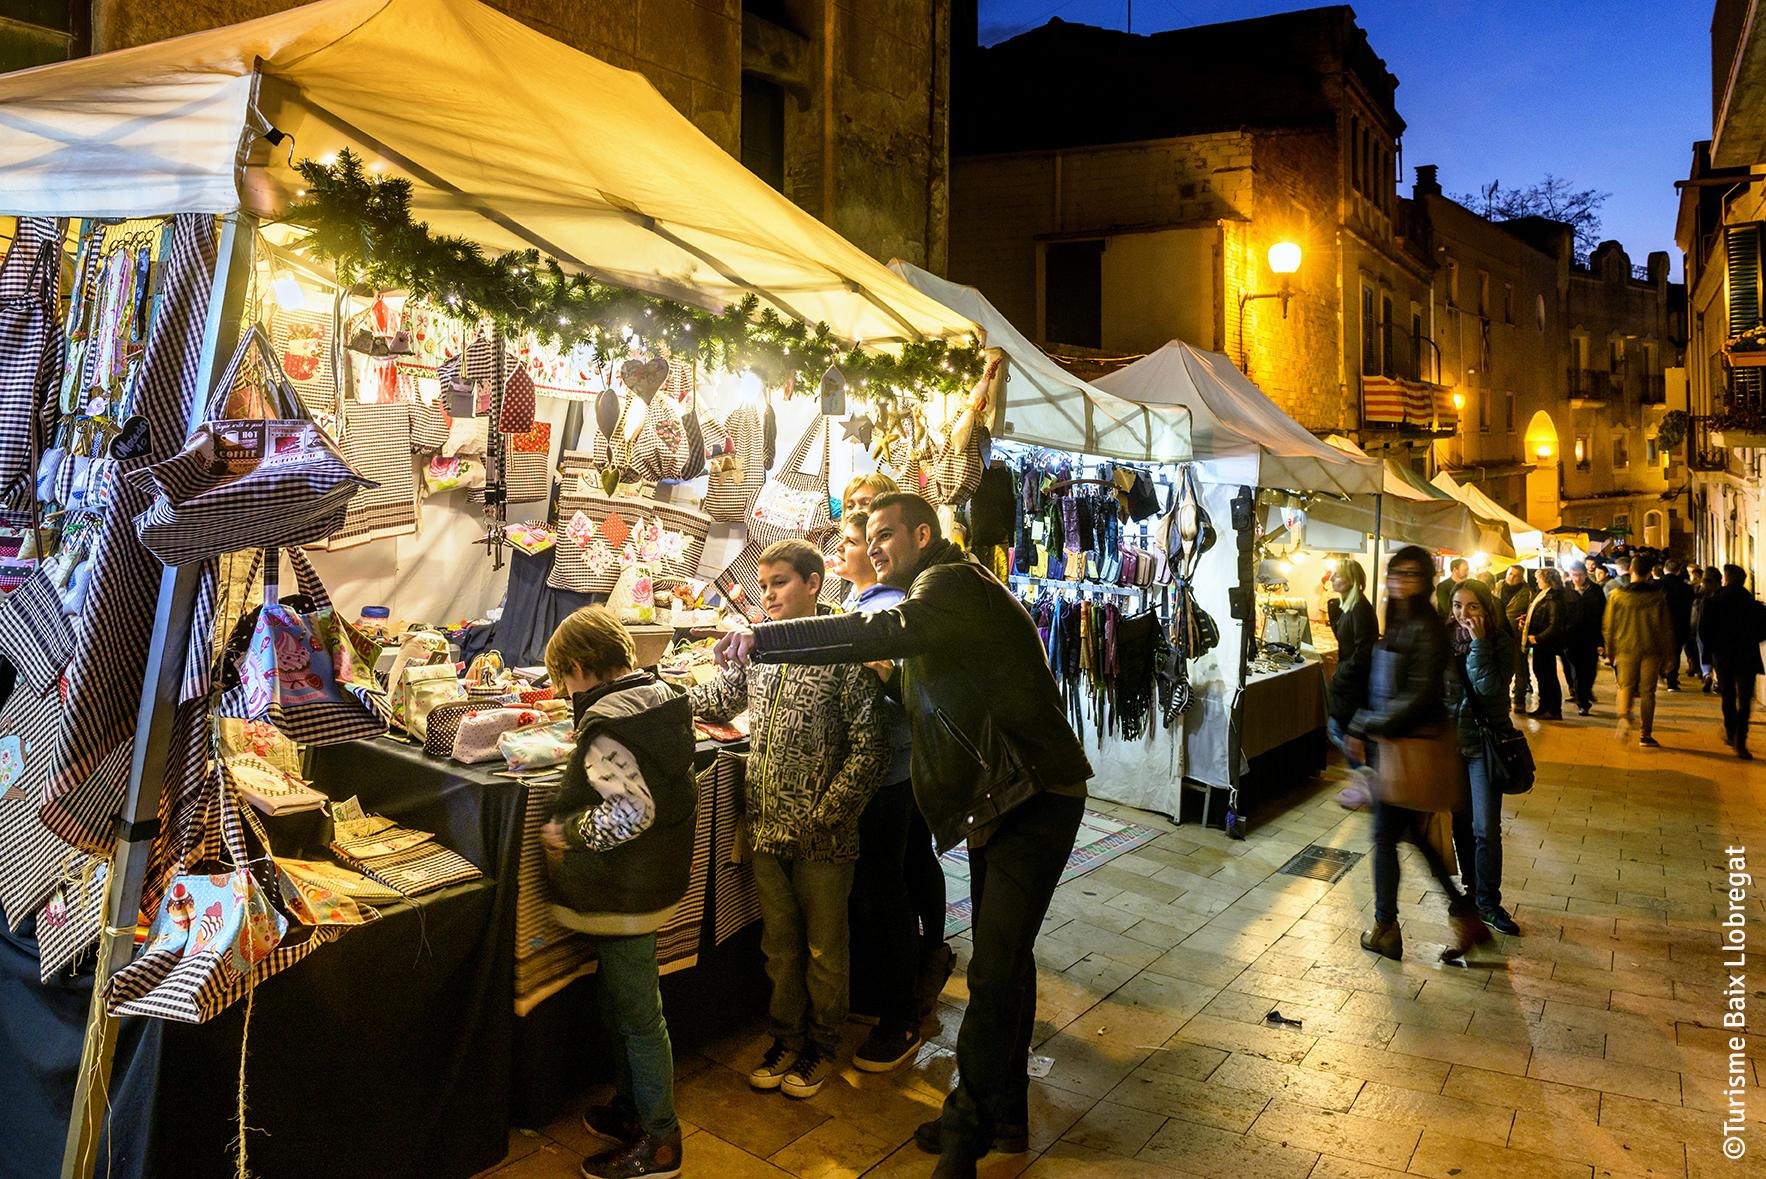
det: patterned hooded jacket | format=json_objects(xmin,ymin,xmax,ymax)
[{"xmin": 688, "ymin": 660, "xmax": 885, "ymax": 862}]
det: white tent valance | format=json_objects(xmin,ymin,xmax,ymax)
[
  {"xmin": 1089, "ymin": 342, "xmax": 1381, "ymax": 498},
  {"xmin": 1432, "ymin": 470, "xmax": 1545, "ymax": 558},
  {"xmin": 1313, "ymin": 436, "xmax": 1515, "ymax": 558},
  {"xmin": 890, "ymin": 263, "xmax": 1191, "ymax": 462},
  {"xmin": 0, "ymin": 0, "xmax": 973, "ymax": 348}
]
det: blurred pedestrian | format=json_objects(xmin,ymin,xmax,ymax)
[
  {"xmin": 1657, "ymin": 559, "xmax": 1695, "ymax": 691},
  {"xmin": 1498, "ymin": 565, "xmax": 1533, "ymax": 713},
  {"xmin": 1345, "ymin": 546, "xmax": 1486, "ymax": 962},
  {"xmin": 1523, "ymin": 568, "xmax": 1568, "ymax": 720},
  {"xmin": 1327, "ymin": 559, "xmax": 1379, "ymax": 807},
  {"xmin": 1693, "ymin": 565, "xmax": 1724, "ymax": 692},
  {"xmin": 1603, "ymin": 553, "xmax": 1675, "ymax": 748},
  {"xmin": 1697, "ymin": 564, "xmax": 1766, "ymax": 760}
]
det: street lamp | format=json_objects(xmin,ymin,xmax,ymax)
[{"xmin": 1238, "ymin": 241, "xmax": 1303, "ymax": 369}]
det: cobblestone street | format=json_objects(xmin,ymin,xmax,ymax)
[{"xmin": 487, "ymin": 681, "xmax": 1766, "ymax": 1178}]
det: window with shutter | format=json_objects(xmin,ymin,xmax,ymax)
[{"xmin": 1727, "ymin": 224, "xmax": 1764, "ymax": 409}]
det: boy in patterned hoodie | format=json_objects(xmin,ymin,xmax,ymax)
[{"xmin": 690, "ymin": 540, "xmax": 886, "ymax": 1099}]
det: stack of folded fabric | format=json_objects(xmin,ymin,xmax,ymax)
[
  {"xmin": 227, "ymin": 754, "xmax": 330, "ymax": 816},
  {"xmin": 330, "ymin": 813, "xmax": 483, "ymax": 896}
]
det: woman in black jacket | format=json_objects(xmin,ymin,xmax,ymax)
[
  {"xmin": 1525, "ymin": 567, "xmax": 1568, "ymax": 720},
  {"xmin": 1327, "ymin": 559, "xmax": 1378, "ymax": 805},
  {"xmin": 1345, "ymin": 546, "xmax": 1487, "ymax": 962}
]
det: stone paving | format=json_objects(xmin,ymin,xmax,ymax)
[{"xmin": 480, "ymin": 679, "xmax": 1766, "ymax": 1178}]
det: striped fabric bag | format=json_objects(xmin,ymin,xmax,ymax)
[
  {"xmin": 700, "ymin": 404, "xmax": 767, "ymax": 522},
  {"xmin": 128, "ymin": 324, "xmax": 376, "ymax": 566},
  {"xmin": 312, "ymin": 399, "xmax": 418, "ymax": 550},
  {"xmin": 547, "ymin": 488, "xmax": 711, "ymax": 594}
]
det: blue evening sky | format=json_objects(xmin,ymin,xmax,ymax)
[{"xmin": 978, "ymin": 1, "xmax": 1711, "ymax": 278}]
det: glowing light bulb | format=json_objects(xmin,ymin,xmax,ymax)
[
  {"xmin": 1278, "ymin": 560, "xmax": 1294, "ymax": 576},
  {"xmin": 1290, "ymin": 551, "xmax": 1307, "ymax": 565},
  {"xmin": 270, "ymin": 274, "xmax": 306, "ymax": 310},
  {"xmin": 1324, "ymin": 558, "xmax": 1339, "ymax": 573}
]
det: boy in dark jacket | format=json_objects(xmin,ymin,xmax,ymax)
[{"xmin": 541, "ymin": 607, "xmax": 697, "ymax": 1179}]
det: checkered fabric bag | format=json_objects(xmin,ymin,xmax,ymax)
[
  {"xmin": 312, "ymin": 399, "xmax": 418, "ymax": 550},
  {"xmin": 0, "ymin": 570, "xmax": 75, "ymax": 695},
  {"xmin": 0, "ymin": 219, "xmax": 66, "ymax": 512},
  {"xmin": 127, "ymin": 323, "xmax": 376, "ymax": 566},
  {"xmin": 700, "ymin": 404, "xmax": 767, "ymax": 523},
  {"xmin": 12, "ymin": 215, "xmax": 216, "ymax": 862}
]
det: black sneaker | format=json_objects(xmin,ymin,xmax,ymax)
[
  {"xmin": 581, "ymin": 1130, "xmax": 683, "ymax": 1179},
  {"xmin": 1639, "ymin": 734, "xmax": 1660, "ymax": 747},
  {"xmin": 582, "ymin": 1103, "xmax": 640, "ymax": 1145},
  {"xmin": 748, "ymin": 1039, "xmax": 798, "ymax": 1091},
  {"xmin": 1480, "ymin": 906, "xmax": 1521, "ymax": 936},
  {"xmin": 781, "ymin": 1045, "xmax": 833, "ymax": 1098},
  {"xmin": 854, "ymin": 1025, "xmax": 923, "ymax": 1073},
  {"xmin": 913, "ymin": 1117, "xmax": 1030, "ymax": 1155}
]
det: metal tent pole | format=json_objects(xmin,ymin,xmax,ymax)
[
  {"xmin": 59, "ymin": 212, "xmax": 257, "ymax": 1179},
  {"xmin": 1371, "ymin": 493, "xmax": 1385, "ymax": 610}
]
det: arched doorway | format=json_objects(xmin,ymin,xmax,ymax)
[
  {"xmin": 1521, "ymin": 410, "xmax": 1562, "ymax": 530},
  {"xmin": 1643, "ymin": 509, "xmax": 1666, "ymax": 549}
]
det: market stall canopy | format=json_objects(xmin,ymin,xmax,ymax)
[
  {"xmin": 1309, "ymin": 436, "xmax": 1514, "ymax": 558},
  {"xmin": 0, "ymin": 0, "xmax": 974, "ymax": 347},
  {"xmin": 890, "ymin": 262, "xmax": 1191, "ymax": 462},
  {"xmin": 1431, "ymin": 470, "xmax": 1545, "ymax": 558},
  {"xmin": 1089, "ymin": 341, "xmax": 1381, "ymax": 497}
]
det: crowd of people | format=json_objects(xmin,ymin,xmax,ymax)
[
  {"xmin": 1329, "ymin": 545, "xmax": 1766, "ymax": 962},
  {"xmin": 538, "ymin": 476, "xmax": 1090, "ymax": 1179}
]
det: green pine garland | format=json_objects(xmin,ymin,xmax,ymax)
[{"xmin": 283, "ymin": 150, "xmax": 982, "ymax": 398}]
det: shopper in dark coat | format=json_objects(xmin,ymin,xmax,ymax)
[
  {"xmin": 1498, "ymin": 565, "xmax": 1534, "ymax": 711},
  {"xmin": 1698, "ymin": 565, "xmax": 1766, "ymax": 759},
  {"xmin": 1524, "ymin": 568, "xmax": 1568, "ymax": 720},
  {"xmin": 1563, "ymin": 561, "xmax": 1605, "ymax": 715},
  {"xmin": 1658, "ymin": 559, "xmax": 1696, "ymax": 690},
  {"xmin": 1327, "ymin": 560, "xmax": 1378, "ymax": 758}
]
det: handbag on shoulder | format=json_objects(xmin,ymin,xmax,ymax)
[{"xmin": 1454, "ymin": 657, "xmax": 1536, "ymax": 795}]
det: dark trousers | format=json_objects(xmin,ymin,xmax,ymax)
[
  {"xmin": 905, "ymin": 803, "xmax": 947, "ymax": 954},
  {"xmin": 1564, "ymin": 643, "xmax": 1598, "ymax": 709},
  {"xmin": 1530, "ymin": 644, "xmax": 1562, "ymax": 715},
  {"xmin": 1665, "ymin": 632, "xmax": 1687, "ymax": 687},
  {"xmin": 1719, "ymin": 668, "xmax": 1758, "ymax": 746},
  {"xmin": 849, "ymin": 778, "xmax": 921, "ymax": 1032},
  {"xmin": 939, "ymin": 791, "xmax": 1084, "ymax": 1157},
  {"xmin": 1372, "ymin": 800, "xmax": 1465, "ymax": 926},
  {"xmin": 1511, "ymin": 642, "xmax": 1531, "ymax": 708}
]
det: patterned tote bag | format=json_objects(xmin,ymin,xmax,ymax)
[
  {"xmin": 548, "ymin": 488, "xmax": 712, "ymax": 593},
  {"xmin": 312, "ymin": 399, "xmax": 419, "ymax": 550},
  {"xmin": 0, "ymin": 219, "xmax": 66, "ymax": 512},
  {"xmin": 128, "ymin": 324, "xmax": 376, "ymax": 565},
  {"xmin": 700, "ymin": 403, "xmax": 767, "ymax": 522}
]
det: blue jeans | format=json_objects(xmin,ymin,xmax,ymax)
[
  {"xmin": 1450, "ymin": 752, "xmax": 1502, "ymax": 911},
  {"xmin": 1326, "ymin": 717, "xmax": 1365, "ymax": 770},
  {"xmin": 595, "ymin": 932, "xmax": 679, "ymax": 1138},
  {"xmin": 752, "ymin": 853, "xmax": 855, "ymax": 1054}
]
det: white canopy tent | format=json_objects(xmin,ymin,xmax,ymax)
[
  {"xmin": 890, "ymin": 262, "xmax": 1191, "ymax": 461},
  {"xmin": 1311, "ymin": 435, "xmax": 1515, "ymax": 558},
  {"xmin": 1090, "ymin": 341, "xmax": 1382, "ymax": 497},
  {"xmin": 1432, "ymin": 470, "xmax": 1545, "ymax": 558},
  {"xmin": 0, "ymin": 0, "xmax": 973, "ymax": 347}
]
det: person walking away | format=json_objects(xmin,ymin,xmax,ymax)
[
  {"xmin": 835, "ymin": 511, "xmax": 933, "ymax": 1069},
  {"xmin": 1564, "ymin": 561, "xmax": 1605, "ymax": 715},
  {"xmin": 690, "ymin": 541, "xmax": 887, "ymax": 1099},
  {"xmin": 1344, "ymin": 546, "xmax": 1487, "ymax": 962},
  {"xmin": 1327, "ymin": 559, "xmax": 1378, "ymax": 807},
  {"xmin": 541, "ymin": 607, "xmax": 697, "ymax": 1179},
  {"xmin": 1444, "ymin": 580, "xmax": 1522, "ymax": 938},
  {"xmin": 1698, "ymin": 564, "xmax": 1766, "ymax": 759},
  {"xmin": 715, "ymin": 493, "xmax": 1092, "ymax": 1178},
  {"xmin": 1603, "ymin": 553, "xmax": 1675, "ymax": 748},
  {"xmin": 1523, "ymin": 568, "xmax": 1568, "ymax": 720},
  {"xmin": 1694, "ymin": 565, "xmax": 1724, "ymax": 692},
  {"xmin": 1435, "ymin": 557, "xmax": 1469, "ymax": 616},
  {"xmin": 1499, "ymin": 565, "xmax": 1534, "ymax": 713},
  {"xmin": 1558, "ymin": 576, "xmax": 1586, "ymax": 713},
  {"xmin": 1658, "ymin": 559, "xmax": 1695, "ymax": 691}
]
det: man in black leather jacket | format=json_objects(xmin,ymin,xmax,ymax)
[{"xmin": 716, "ymin": 493, "xmax": 1090, "ymax": 1178}]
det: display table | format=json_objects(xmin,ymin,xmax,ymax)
[{"xmin": 1238, "ymin": 655, "xmax": 1328, "ymax": 816}]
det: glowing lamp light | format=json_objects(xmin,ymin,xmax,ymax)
[
  {"xmin": 1290, "ymin": 550, "xmax": 1307, "ymax": 565},
  {"xmin": 1324, "ymin": 558, "xmax": 1339, "ymax": 573},
  {"xmin": 1534, "ymin": 442, "xmax": 1554, "ymax": 459},
  {"xmin": 1277, "ymin": 560, "xmax": 1294, "ymax": 576},
  {"xmin": 1451, "ymin": 391, "xmax": 1466, "ymax": 410},
  {"xmin": 1267, "ymin": 242, "xmax": 1302, "ymax": 275},
  {"xmin": 735, "ymin": 370, "xmax": 765, "ymax": 407},
  {"xmin": 1472, "ymin": 551, "xmax": 1490, "ymax": 570}
]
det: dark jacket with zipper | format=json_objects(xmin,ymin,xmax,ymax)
[
  {"xmin": 1444, "ymin": 630, "xmax": 1517, "ymax": 757},
  {"xmin": 1328, "ymin": 594, "xmax": 1378, "ymax": 725},
  {"xmin": 1526, "ymin": 587, "xmax": 1567, "ymax": 649},
  {"xmin": 547, "ymin": 673, "xmax": 697, "ymax": 918},
  {"xmin": 1348, "ymin": 599, "xmax": 1449, "ymax": 740},
  {"xmin": 749, "ymin": 539, "xmax": 1091, "ymax": 851}
]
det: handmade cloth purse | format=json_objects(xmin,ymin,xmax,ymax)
[
  {"xmin": 0, "ymin": 219, "xmax": 65, "ymax": 512},
  {"xmin": 500, "ymin": 366, "xmax": 536, "ymax": 434},
  {"xmin": 217, "ymin": 548, "xmax": 390, "ymax": 746},
  {"xmin": 422, "ymin": 699, "xmax": 480, "ymax": 757},
  {"xmin": 548, "ymin": 488, "xmax": 711, "ymax": 594},
  {"xmin": 410, "ymin": 398, "xmax": 450, "ymax": 452},
  {"xmin": 1455, "ymin": 659, "xmax": 1536, "ymax": 794},
  {"xmin": 128, "ymin": 324, "xmax": 375, "ymax": 566},
  {"xmin": 701, "ymin": 403, "xmax": 767, "ymax": 523},
  {"xmin": 928, "ymin": 353, "xmax": 1002, "ymax": 507},
  {"xmin": 463, "ymin": 651, "xmax": 517, "ymax": 699},
  {"xmin": 387, "ymin": 630, "xmax": 462, "ymax": 740},
  {"xmin": 747, "ymin": 416, "xmax": 834, "ymax": 545},
  {"xmin": 498, "ymin": 718, "xmax": 575, "ymax": 771},
  {"xmin": 424, "ymin": 454, "xmax": 486, "ymax": 494},
  {"xmin": 451, "ymin": 707, "xmax": 547, "ymax": 764}
]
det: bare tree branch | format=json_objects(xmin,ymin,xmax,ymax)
[{"xmin": 1451, "ymin": 174, "xmax": 1611, "ymax": 261}]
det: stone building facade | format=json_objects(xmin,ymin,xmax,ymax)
[
  {"xmin": 1415, "ymin": 168, "xmax": 1685, "ymax": 542},
  {"xmin": 947, "ymin": 7, "xmax": 1434, "ymax": 439},
  {"xmin": 77, "ymin": 0, "xmax": 950, "ymax": 271}
]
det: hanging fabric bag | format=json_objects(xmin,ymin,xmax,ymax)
[
  {"xmin": 128, "ymin": 324, "xmax": 375, "ymax": 566},
  {"xmin": 0, "ymin": 220, "xmax": 66, "ymax": 513}
]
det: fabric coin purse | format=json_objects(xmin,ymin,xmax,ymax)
[{"xmin": 451, "ymin": 707, "xmax": 546, "ymax": 764}]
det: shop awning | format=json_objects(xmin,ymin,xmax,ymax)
[
  {"xmin": 1309, "ymin": 436, "xmax": 1514, "ymax": 558},
  {"xmin": 1089, "ymin": 341, "xmax": 1382, "ymax": 497},
  {"xmin": 0, "ymin": 0, "xmax": 974, "ymax": 347},
  {"xmin": 889, "ymin": 263, "xmax": 1192, "ymax": 462},
  {"xmin": 1432, "ymin": 469, "xmax": 1545, "ymax": 557}
]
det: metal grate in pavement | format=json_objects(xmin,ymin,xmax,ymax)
[{"xmin": 1275, "ymin": 843, "xmax": 1364, "ymax": 883}]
